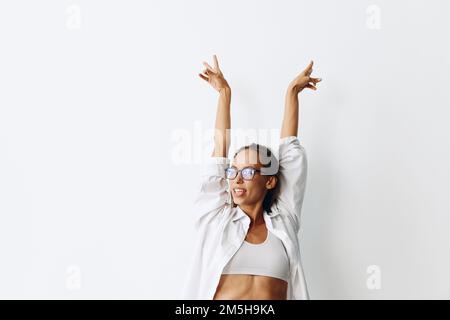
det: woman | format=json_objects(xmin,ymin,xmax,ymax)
[{"xmin": 181, "ymin": 55, "xmax": 321, "ymax": 300}]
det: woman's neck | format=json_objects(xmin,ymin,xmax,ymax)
[{"xmin": 239, "ymin": 204, "xmax": 265, "ymax": 226}]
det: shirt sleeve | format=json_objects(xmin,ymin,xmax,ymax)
[
  {"xmin": 192, "ymin": 156, "xmax": 231, "ymax": 230},
  {"xmin": 273, "ymin": 136, "xmax": 308, "ymax": 231}
]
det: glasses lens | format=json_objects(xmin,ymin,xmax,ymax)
[
  {"xmin": 225, "ymin": 167, "xmax": 237, "ymax": 179},
  {"xmin": 241, "ymin": 168, "xmax": 254, "ymax": 180}
]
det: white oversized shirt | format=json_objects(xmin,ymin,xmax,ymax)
[{"xmin": 180, "ymin": 136, "xmax": 309, "ymax": 300}]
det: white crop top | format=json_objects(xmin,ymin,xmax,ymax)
[{"xmin": 221, "ymin": 229, "xmax": 290, "ymax": 282}]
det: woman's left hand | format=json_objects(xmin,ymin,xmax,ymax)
[{"xmin": 288, "ymin": 60, "xmax": 322, "ymax": 94}]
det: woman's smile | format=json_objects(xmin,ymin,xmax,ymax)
[{"xmin": 233, "ymin": 188, "xmax": 247, "ymax": 197}]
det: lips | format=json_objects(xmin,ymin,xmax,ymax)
[{"xmin": 233, "ymin": 188, "xmax": 247, "ymax": 197}]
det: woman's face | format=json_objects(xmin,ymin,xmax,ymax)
[{"xmin": 230, "ymin": 149, "xmax": 277, "ymax": 207}]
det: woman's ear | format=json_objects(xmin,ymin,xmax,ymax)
[{"xmin": 266, "ymin": 175, "xmax": 278, "ymax": 189}]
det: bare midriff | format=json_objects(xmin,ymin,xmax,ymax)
[
  {"xmin": 213, "ymin": 274, "xmax": 288, "ymax": 300},
  {"xmin": 213, "ymin": 221, "xmax": 288, "ymax": 300}
]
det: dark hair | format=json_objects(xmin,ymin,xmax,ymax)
[{"xmin": 232, "ymin": 143, "xmax": 280, "ymax": 213}]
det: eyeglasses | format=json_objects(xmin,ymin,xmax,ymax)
[{"xmin": 225, "ymin": 166, "xmax": 261, "ymax": 181}]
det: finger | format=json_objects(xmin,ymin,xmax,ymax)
[
  {"xmin": 203, "ymin": 61, "xmax": 216, "ymax": 74},
  {"xmin": 304, "ymin": 60, "xmax": 313, "ymax": 72},
  {"xmin": 213, "ymin": 54, "xmax": 220, "ymax": 70},
  {"xmin": 203, "ymin": 68, "xmax": 215, "ymax": 77},
  {"xmin": 310, "ymin": 77, "xmax": 322, "ymax": 83},
  {"xmin": 199, "ymin": 73, "xmax": 209, "ymax": 82},
  {"xmin": 305, "ymin": 83, "xmax": 317, "ymax": 90}
]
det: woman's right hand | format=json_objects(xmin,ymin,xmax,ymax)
[{"xmin": 199, "ymin": 55, "xmax": 230, "ymax": 93}]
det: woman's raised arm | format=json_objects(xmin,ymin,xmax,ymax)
[
  {"xmin": 281, "ymin": 60, "xmax": 321, "ymax": 138},
  {"xmin": 198, "ymin": 54, "xmax": 231, "ymax": 157}
]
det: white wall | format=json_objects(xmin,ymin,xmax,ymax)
[{"xmin": 1, "ymin": 0, "xmax": 449, "ymax": 299}]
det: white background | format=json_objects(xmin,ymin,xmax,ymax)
[{"xmin": 1, "ymin": 0, "xmax": 449, "ymax": 299}]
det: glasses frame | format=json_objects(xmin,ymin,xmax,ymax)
[{"xmin": 225, "ymin": 166, "xmax": 261, "ymax": 181}]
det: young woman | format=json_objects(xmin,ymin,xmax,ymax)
[{"xmin": 181, "ymin": 55, "xmax": 321, "ymax": 300}]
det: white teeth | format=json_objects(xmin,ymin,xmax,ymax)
[{"xmin": 234, "ymin": 188, "xmax": 245, "ymax": 192}]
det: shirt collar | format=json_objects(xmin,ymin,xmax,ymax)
[{"xmin": 232, "ymin": 206, "xmax": 280, "ymax": 222}]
